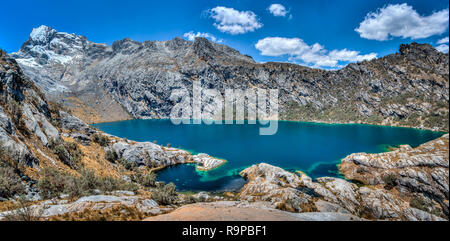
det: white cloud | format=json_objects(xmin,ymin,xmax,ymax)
[
  {"xmin": 355, "ymin": 3, "xmax": 449, "ymax": 41},
  {"xmin": 437, "ymin": 36, "xmax": 449, "ymax": 44},
  {"xmin": 435, "ymin": 37, "xmax": 449, "ymax": 53},
  {"xmin": 208, "ymin": 6, "xmax": 263, "ymax": 35},
  {"xmin": 328, "ymin": 49, "xmax": 378, "ymax": 62},
  {"xmin": 255, "ymin": 37, "xmax": 377, "ymax": 68},
  {"xmin": 183, "ymin": 31, "xmax": 222, "ymax": 43},
  {"xmin": 435, "ymin": 44, "xmax": 449, "ymax": 53},
  {"xmin": 268, "ymin": 4, "xmax": 289, "ymax": 17},
  {"xmin": 254, "ymin": 37, "xmax": 310, "ymax": 56}
]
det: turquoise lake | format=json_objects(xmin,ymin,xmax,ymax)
[{"xmin": 92, "ymin": 120, "xmax": 444, "ymax": 192}]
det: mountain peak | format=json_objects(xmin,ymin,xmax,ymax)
[
  {"xmin": 29, "ymin": 25, "xmax": 56, "ymax": 44},
  {"xmin": 399, "ymin": 42, "xmax": 439, "ymax": 56},
  {"xmin": 12, "ymin": 25, "xmax": 93, "ymax": 67}
]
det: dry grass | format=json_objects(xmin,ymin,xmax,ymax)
[
  {"xmin": 73, "ymin": 139, "xmax": 121, "ymax": 178},
  {"xmin": 48, "ymin": 204, "xmax": 148, "ymax": 221},
  {"xmin": 63, "ymin": 96, "xmax": 106, "ymax": 124}
]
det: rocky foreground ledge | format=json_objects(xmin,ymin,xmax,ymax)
[
  {"xmin": 340, "ymin": 133, "xmax": 449, "ymax": 218},
  {"xmin": 236, "ymin": 134, "xmax": 449, "ymax": 221},
  {"xmin": 144, "ymin": 201, "xmax": 362, "ymax": 221}
]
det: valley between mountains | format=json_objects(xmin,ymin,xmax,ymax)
[{"xmin": 0, "ymin": 26, "xmax": 448, "ymax": 221}]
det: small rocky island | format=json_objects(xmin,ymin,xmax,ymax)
[{"xmin": 192, "ymin": 153, "xmax": 226, "ymax": 171}]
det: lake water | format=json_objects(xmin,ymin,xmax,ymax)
[{"xmin": 92, "ymin": 120, "xmax": 444, "ymax": 192}]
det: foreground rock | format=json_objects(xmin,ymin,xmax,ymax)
[
  {"xmin": 340, "ymin": 133, "xmax": 449, "ymax": 217},
  {"xmin": 144, "ymin": 201, "xmax": 362, "ymax": 221},
  {"xmin": 239, "ymin": 163, "xmax": 315, "ymax": 212},
  {"xmin": 0, "ymin": 193, "xmax": 164, "ymax": 220},
  {"xmin": 239, "ymin": 162, "xmax": 447, "ymax": 221}
]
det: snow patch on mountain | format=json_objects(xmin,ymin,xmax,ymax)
[{"xmin": 30, "ymin": 25, "xmax": 56, "ymax": 43}]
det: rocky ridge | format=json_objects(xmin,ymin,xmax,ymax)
[
  {"xmin": 239, "ymin": 161, "xmax": 447, "ymax": 221},
  {"xmin": 11, "ymin": 25, "xmax": 449, "ymax": 131}
]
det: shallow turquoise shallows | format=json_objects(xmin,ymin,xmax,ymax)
[{"xmin": 92, "ymin": 120, "xmax": 444, "ymax": 192}]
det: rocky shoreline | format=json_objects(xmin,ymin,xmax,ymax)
[
  {"xmin": 1, "ymin": 131, "xmax": 447, "ymax": 220},
  {"xmin": 2, "ymin": 131, "xmax": 447, "ymax": 221}
]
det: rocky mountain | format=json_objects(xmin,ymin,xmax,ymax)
[
  {"xmin": 11, "ymin": 25, "xmax": 449, "ymax": 130},
  {"xmin": 1, "ymin": 48, "xmax": 448, "ymax": 221}
]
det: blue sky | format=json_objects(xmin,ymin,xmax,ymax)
[{"xmin": 1, "ymin": 0, "xmax": 448, "ymax": 68}]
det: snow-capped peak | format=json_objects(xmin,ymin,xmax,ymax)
[
  {"xmin": 12, "ymin": 25, "xmax": 92, "ymax": 67},
  {"xmin": 30, "ymin": 25, "xmax": 56, "ymax": 43}
]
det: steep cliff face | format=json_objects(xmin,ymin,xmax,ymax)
[
  {"xmin": 1, "ymin": 48, "xmax": 58, "ymax": 169},
  {"xmin": 12, "ymin": 26, "xmax": 449, "ymax": 130}
]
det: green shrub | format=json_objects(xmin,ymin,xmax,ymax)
[
  {"xmin": 151, "ymin": 182, "xmax": 177, "ymax": 205},
  {"xmin": 105, "ymin": 150, "xmax": 118, "ymax": 162},
  {"xmin": 63, "ymin": 176, "xmax": 84, "ymax": 199},
  {"xmin": 8, "ymin": 100, "xmax": 22, "ymax": 123},
  {"xmin": 49, "ymin": 139, "xmax": 82, "ymax": 168},
  {"xmin": 78, "ymin": 168, "xmax": 101, "ymax": 191},
  {"xmin": 97, "ymin": 175, "xmax": 138, "ymax": 193},
  {"xmin": 0, "ymin": 164, "xmax": 25, "ymax": 198},
  {"xmin": 140, "ymin": 172, "xmax": 156, "ymax": 187},
  {"xmin": 37, "ymin": 167, "xmax": 68, "ymax": 199},
  {"xmin": 118, "ymin": 158, "xmax": 137, "ymax": 171},
  {"xmin": 409, "ymin": 196, "xmax": 442, "ymax": 217},
  {"xmin": 382, "ymin": 173, "xmax": 397, "ymax": 190},
  {"xmin": 356, "ymin": 167, "xmax": 366, "ymax": 174},
  {"xmin": 132, "ymin": 172, "xmax": 156, "ymax": 187},
  {"xmin": 37, "ymin": 167, "xmax": 138, "ymax": 200},
  {"xmin": 409, "ymin": 196, "xmax": 427, "ymax": 211},
  {"xmin": 92, "ymin": 134, "xmax": 109, "ymax": 147},
  {"xmin": 183, "ymin": 195, "xmax": 197, "ymax": 204},
  {"xmin": 76, "ymin": 168, "xmax": 138, "ymax": 196}
]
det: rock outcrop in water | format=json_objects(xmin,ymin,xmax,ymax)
[
  {"xmin": 109, "ymin": 141, "xmax": 225, "ymax": 170},
  {"xmin": 11, "ymin": 25, "xmax": 449, "ymax": 131}
]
